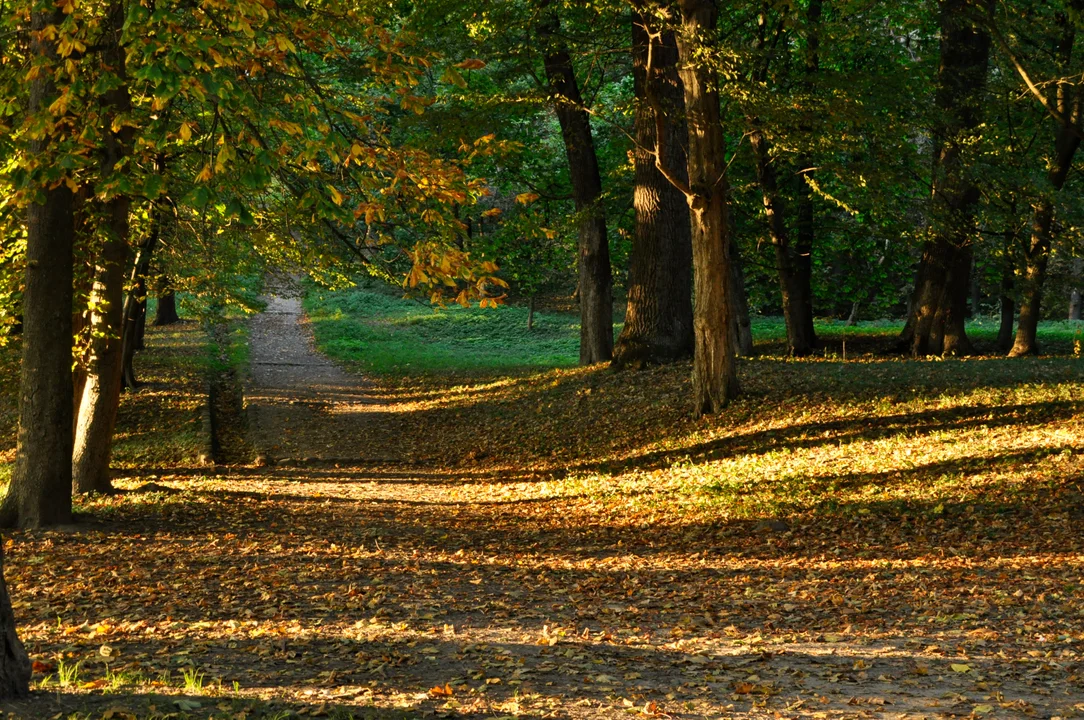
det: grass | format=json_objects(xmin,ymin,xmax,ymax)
[
  {"xmin": 305, "ymin": 282, "xmax": 1084, "ymax": 376},
  {"xmin": 303, "ymin": 283, "xmax": 584, "ymax": 374}
]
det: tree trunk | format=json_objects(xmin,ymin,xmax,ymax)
[
  {"xmin": 0, "ymin": 544, "xmax": 30, "ymax": 698},
  {"xmin": 1009, "ymin": 18, "xmax": 1081, "ymax": 356},
  {"xmin": 729, "ymin": 238, "xmax": 755, "ymax": 357},
  {"xmin": 613, "ymin": 11, "xmax": 694, "ymax": 369},
  {"xmin": 1070, "ymin": 258, "xmax": 1083, "ymax": 321},
  {"xmin": 0, "ymin": 6, "xmax": 75, "ymax": 530},
  {"xmin": 72, "ymin": 206, "xmax": 129, "ymax": 495},
  {"xmin": 122, "ymin": 212, "xmax": 161, "ymax": 390},
  {"xmin": 154, "ymin": 284, "xmax": 180, "ymax": 326},
  {"xmin": 969, "ymin": 255, "xmax": 981, "ymax": 317},
  {"xmin": 72, "ymin": 0, "xmax": 133, "ymax": 495},
  {"xmin": 749, "ymin": 129, "xmax": 815, "ymax": 356},
  {"xmin": 538, "ymin": 9, "xmax": 613, "ymax": 365},
  {"xmin": 677, "ymin": 0, "xmax": 738, "ymax": 414},
  {"xmin": 896, "ymin": 0, "xmax": 992, "ymax": 356},
  {"xmin": 997, "ymin": 243, "xmax": 1015, "ymax": 352}
]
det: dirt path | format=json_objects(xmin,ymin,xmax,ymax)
[{"xmin": 245, "ymin": 279, "xmax": 372, "ymax": 464}]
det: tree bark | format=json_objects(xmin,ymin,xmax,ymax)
[
  {"xmin": 538, "ymin": 9, "xmax": 614, "ymax": 365},
  {"xmin": 614, "ymin": 11, "xmax": 694, "ymax": 369},
  {"xmin": 997, "ymin": 239, "xmax": 1015, "ymax": 352},
  {"xmin": 122, "ymin": 211, "xmax": 161, "ymax": 390},
  {"xmin": 0, "ymin": 5, "xmax": 75, "ymax": 529},
  {"xmin": 896, "ymin": 0, "xmax": 992, "ymax": 356},
  {"xmin": 72, "ymin": 0, "xmax": 133, "ymax": 495},
  {"xmin": 676, "ymin": 0, "xmax": 738, "ymax": 414},
  {"xmin": 729, "ymin": 238, "xmax": 754, "ymax": 357},
  {"xmin": 72, "ymin": 206, "xmax": 129, "ymax": 495},
  {"xmin": 154, "ymin": 284, "xmax": 180, "ymax": 325},
  {"xmin": 1009, "ymin": 18, "xmax": 1081, "ymax": 356},
  {"xmin": 0, "ymin": 544, "xmax": 30, "ymax": 698},
  {"xmin": 749, "ymin": 130, "xmax": 816, "ymax": 356}
]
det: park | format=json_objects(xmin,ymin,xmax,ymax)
[{"xmin": 0, "ymin": 0, "xmax": 1082, "ymax": 718}]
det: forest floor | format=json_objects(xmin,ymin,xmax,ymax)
[{"xmin": 1, "ymin": 285, "xmax": 1083, "ymax": 720}]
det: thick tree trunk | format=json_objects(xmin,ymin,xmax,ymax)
[
  {"xmin": 539, "ymin": 10, "xmax": 613, "ymax": 365},
  {"xmin": 614, "ymin": 12, "xmax": 694, "ymax": 369},
  {"xmin": 0, "ymin": 544, "xmax": 30, "ymax": 698},
  {"xmin": 154, "ymin": 285, "xmax": 180, "ymax": 325},
  {"xmin": 72, "ymin": 1, "xmax": 133, "ymax": 495},
  {"xmin": 72, "ymin": 206, "xmax": 129, "ymax": 495},
  {"xmin": 1070, "ymin": 258, "xmax": 1083, "ymax": 321},
  {"xmin": 0, "ymin": 6, "xmax": 75, "ymax": 530},
  {"xmin": 749, "ymin": 130, "xmax": 815, "ymax": 356},
  {"xmin": 897, "ymin": 0, "xmax": 992, "ymax": 356},
  {"xmin": 677, "ymin": 0, "xmax": 738, "ymax": 414}
]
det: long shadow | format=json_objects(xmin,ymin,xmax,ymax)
[{"xmin": 572, "ymin": 399, "xmax": 1083, "ymax": 476}]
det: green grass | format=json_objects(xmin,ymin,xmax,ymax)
[
  {"xmin": 305, "ymin": 282, "xmax": 1084, "ymax": 375},
  {"xmin": 303, "ymin": 283, "xmax": 584, "ymax": 374}
]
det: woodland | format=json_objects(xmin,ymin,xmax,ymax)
[{"xmin": 0, "ymin": 0, "xmax": 1082, "ymax": 718}]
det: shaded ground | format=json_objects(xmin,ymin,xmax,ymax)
[{"xmin": 1, "ymin": 304, "xmax": 1083, "ymax": 719}]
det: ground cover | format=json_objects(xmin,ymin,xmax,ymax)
[{"xmin": 1, "ymin": 290, "xmax": 1082, "ymax": 719}]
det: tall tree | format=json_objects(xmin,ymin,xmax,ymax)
[
  {"xmin": 613, "ymin": 8, "xmax": 693, "ymax": 369},
  {"xmin": 1003, "ymin": 3, "xmax": 1082, "ymax": 355},
  {"xmin": 675, "ymin": 0, "xmax": 739, "ymax": 413},
  {"xmin": 72, "ymin": 1, "xmax": 134, "ymax": 495},
  {"xmin": 538, "ymin": 6, "xmax": 614, "ymax": 365},
  {"xmin": 0, "ymin": 3, "xmax": 75, "ymax": 529},
  {"xmin": 897, "ymin": 0, "xmax": 993, "ymax": 356}
]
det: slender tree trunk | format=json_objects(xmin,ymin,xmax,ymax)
[
  {"xmin": 1070, "ymin": 258, "xmax": 1083, "ymax": 321},
  {"xmin": 614, "ymin": 11, "xmax": 694, "ymax": 369},
  {"xmin": 538, "ymin": 9, "xmax": 613, "ymax": 364},
  {"xmin": 72, "ymin": 1, "xmax": 133, "ymax": 495},
  {"xmin": 730, "ymin": 238, "xmax": 754, "ymax": 356},
  {"xmin": 997, "ymin": 236, "xmax": 1016, "ymax": 352},
  {"xmin": 969, "ymin": 255, "xmax": 981, "ymax": 317},
  {"xmin": 1009, "ymin": 19, "xmax": 1081, "ymax": 356},
  {"xmin": 0, "ymin": 6, "xmax": 75, "ymax": 530},
  {"xmin": 749, "ymin": 130, "xmax": 815, "ymax": 356},
  {"xmin": 154, "ymin": 284, "xmax": 180, "ymax": 325},
  {"xmin": 897, "ymin": 0, "xmax": 992, "ymax": 356},
  {"xmin": 677, "ymin": 0, "xmax": 738, "ymax": 414},
  {"xmin": 122, "ymin": 211, "xmax": 161, "ymax": 390}
]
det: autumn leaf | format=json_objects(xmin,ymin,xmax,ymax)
[
  {"xmin": 455, "ymin": 58, "xmax": 486, "ymax": 70},
  {"xmin": 428, "ymin": 683, "xmax": 454, "ymax": 697}
]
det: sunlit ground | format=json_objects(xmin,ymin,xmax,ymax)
[{"xmin": 0, "ymin": 311, "xmax": 1082, "ymax": 718}]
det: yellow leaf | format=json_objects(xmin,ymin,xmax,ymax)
[
  {"xmin": 179, "ymin": 122, "xmax": 193, "ymax": 141},
  {"xmin": 973, "ymin": 705, "xmax": 994, "ymax": 715},
  {"xmin": 950, "ymin": 663, "xmax": 971, "ymax": 673},
  {"xmin": 328, "ymin": 185, "xmax": 344, "ymax": 206},
  {"xmin": 515, "ymin": 192, "xmax": 540, "ymax": 205},
  {"xmin": 482, "ymin": 208, "xmax": 501, "ymax": 218}
]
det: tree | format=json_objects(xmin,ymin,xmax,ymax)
[
  {"xmin": 537, "ymin": 4, "xmax": 614, "ymax": 364},
  {"xmin": 613, "ymin": 7, "xmax": 693, "ymax": 369},
  {"xmin": 997, "ymin": 1, "xmax": 1083, "ymax": 355},
  {"xmin": 897, "ymin": 0, "xmax": 993, "ymax": 356},
  {"xmin": 0, "ymin": 1, "xmax": 75, "ymax": 529},
  {"xmin": 674, "ymin": 0, "xmax": 739, "ymax": 413}
]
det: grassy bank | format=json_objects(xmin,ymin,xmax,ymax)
[{"xmin": 305, "ymin": 283, "xmax": 1084, "ymax": 375}]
